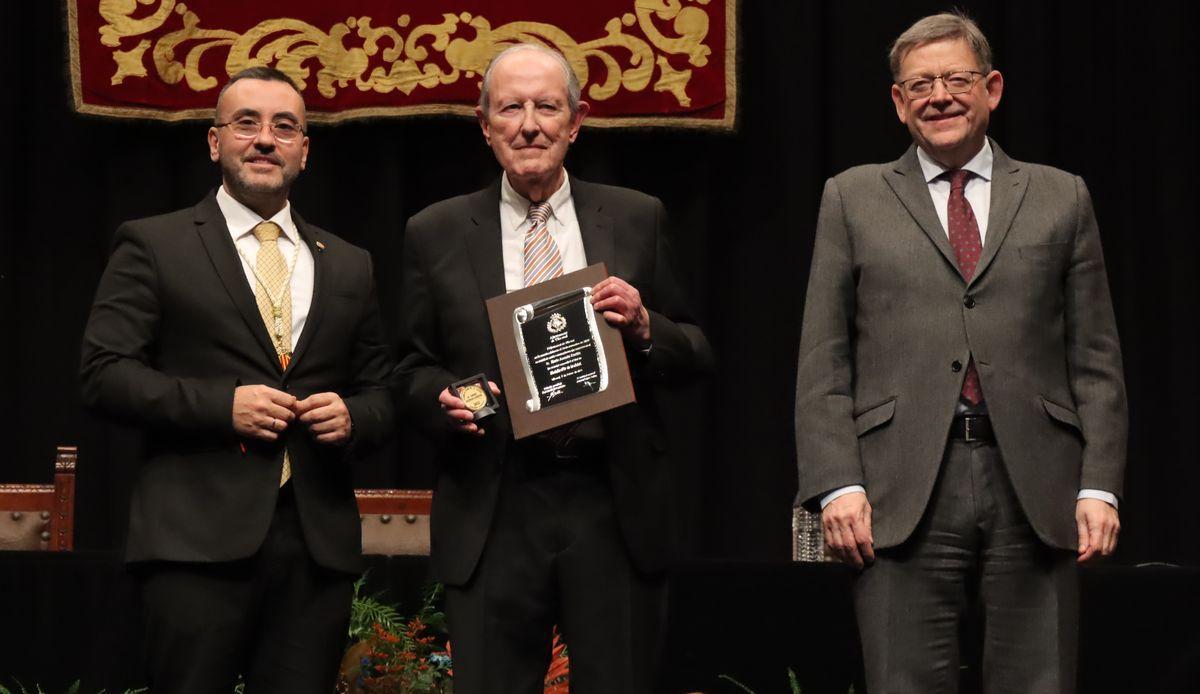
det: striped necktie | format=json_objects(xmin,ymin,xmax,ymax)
[{"xmin": 522, "ymin": 201, "xmax": 564, "ymax": 287}]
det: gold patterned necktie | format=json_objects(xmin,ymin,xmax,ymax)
[
  {"xmin": 251, "ymin": 221, "xmax": 292, "ymax": 486},
  {"xmin": 522, "ymin": 201, "xmax": 564, "ymax": 287}
]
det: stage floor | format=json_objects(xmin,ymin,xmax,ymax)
[{"xmin": 1, "ymin": 553, "xmax": 1196, "ymax": 692}]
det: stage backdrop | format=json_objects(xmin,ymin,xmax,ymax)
[
  {"xmin": 1, "ymin": 1, "xmax": 1197, "ymax": 568},
  {"xmin": 67, "ymin": 0, "xmax": 736, "ymax": 128}
]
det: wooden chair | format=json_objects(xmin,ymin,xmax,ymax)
[
  {"xmin": 0, "ymin": 446, "xmax": 77, "ymax": 551},
  {"xmin": 354, "ymin": 489, "xmax": 432, "ymax": 556}
]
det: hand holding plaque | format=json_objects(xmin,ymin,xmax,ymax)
[
  {"xmin": 590, "ymin": 276, "xmax": 652, "ymax": 347},
  {"xmin": 487, "ymin": 264, "xmax": 636, "ymax": 439}
]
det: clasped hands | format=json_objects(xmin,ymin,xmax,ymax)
[
  {"xmin": 233, "ymin": 385, "xmax": 352, "ymax": 446},
  {"xmin": 821, "ymin": 492, "xmax": 1120, "ymax": 569},
  {"xmin": 437, "ymin": 276, "xmax": 650, "ymax": 437}
]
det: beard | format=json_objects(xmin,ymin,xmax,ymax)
[{"xmin": 220, "ymin": 153, "xmax": 299, "ymax": 200}]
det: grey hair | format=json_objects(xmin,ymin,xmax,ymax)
[
  {"xmin": 888, "ymin": 11, "xmax": 993, "ymax": 81},
  {"xmin": 478, "ymin": 43, "xmax": 581, "ymax": 115}
]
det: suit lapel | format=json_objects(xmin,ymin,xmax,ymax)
[
  {"xmin": 882, "ymin": 146, "xmax": 959, "ymax": 274},
  {"xmin": 462, "ymin": 178, "xmax": 511, "ymax": 440},
  {"xmin": 972, "ymin": 140, "xmax": 1029, "ymax": 287},
  {"xmin": 284, "ymin": 210, "xmax": 325, "ymax": 375},
  {"xmin": 193, "ymin": 192, "xmax": 281, "ymax": 371},
  {"xmin": 570, "ymin": 176, "xmax": 616, "ymax": 273},
  {"xmin": 465, "ymin": 179, "xmax": 507, "ymax": 303}
]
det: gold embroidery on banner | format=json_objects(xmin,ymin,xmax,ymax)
[
  {"xmin": 98, "ymin": 0, "xmax": 175, "ymax": 47},
  {"xmin": 90, "ymin": 1, "xmax": 716, "ymax": 113},
  {"xmin": 110, "ymin": 39, "xmax": 150, "ymax": 84}
]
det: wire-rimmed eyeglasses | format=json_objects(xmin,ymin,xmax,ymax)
[
  {"xmin": 896, "ymin": 71, "xmax": 986, "ymax": 99},
  {"xmin": 214, "ymin": 118, "xmax": 306, "ymax": 143}
]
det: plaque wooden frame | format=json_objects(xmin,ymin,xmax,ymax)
[{"xmin": 486, "ymin": 263, "xmax": 635, "ymax": 439}]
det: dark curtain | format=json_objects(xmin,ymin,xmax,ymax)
[{"xmin": 2, "ymin": 1, "xmax": 1197, "ymax": 567}]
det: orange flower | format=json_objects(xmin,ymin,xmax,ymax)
[{"xmin": 371, "ymin": 623, "xmax": 401, "ymax": 644}]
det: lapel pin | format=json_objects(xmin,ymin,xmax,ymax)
[{"xmin": 315, "ymin": 240, "xmax": 326, "ymax": 251}]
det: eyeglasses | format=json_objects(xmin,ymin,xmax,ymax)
[
  {"xmin": 896, "ymin": 71, "xmax": 985, "ymax": 99},
  {"xmin": 214, "ymin": 118, "xmax": 306, "ymax": 143}
]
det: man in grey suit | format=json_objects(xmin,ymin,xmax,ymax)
[{"xmin": 794, "ymin": 13, "xmax": 1126, "ymax": 693}]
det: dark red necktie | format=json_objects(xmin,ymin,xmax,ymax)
[{"xmin": 947, "ymin": 169, "xmax": 983, "ymax": 405}]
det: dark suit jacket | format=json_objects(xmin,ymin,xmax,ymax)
[
  {"xmin": 81, "ymin": 191, "xmax": 394, "ymax": 574},
  {"xmin": 794, "ymin": 140, "xmax": 1127, "ymax": 551},
  {"xmin": 395, "ymin": 176, "xmax": 712, "ymax": 585}
]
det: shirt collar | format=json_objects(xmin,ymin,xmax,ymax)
[
  {"xmin": 501, "ymin": 170, "xmax": 572, "ymax": 223},
  {"xmin": 216, "ymin": 185, "xmax": 299, "ymax": 244},
  {"xmin": 917, "ymin": 139, "xmax": 994, "ymax": 184}
]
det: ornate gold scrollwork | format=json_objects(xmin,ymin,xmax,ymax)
[{"xmin": 94, "ymin": 1, "xmax": 715, "ymax": 108}]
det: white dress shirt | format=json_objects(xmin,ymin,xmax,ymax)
[
  {"xmin": 216, "ymin": 185, "xmax": 314, "ymax": 352},
  {"xmin": 917, "ymin": 138, "xmax": 993, "ymax": 243},
  {"xmin": 819, "ymin": 141, "xmax": 1116, "ymax": 510},
  {"xmin": 500, "ymin": 171, "xmax": 588, "ymax": 292}
]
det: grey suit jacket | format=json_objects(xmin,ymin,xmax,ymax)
[{"xmin": 794, "ymin": 140, "xmax": 1127, "ymax": 550}]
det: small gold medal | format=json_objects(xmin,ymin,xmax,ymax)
[
  {"xmin": 450, "ymin": 373, "xmax": 498, "ymax": 421},
  {"xmin": 458, "ymin": 383, "xmax": 488, "ymax": 412}
]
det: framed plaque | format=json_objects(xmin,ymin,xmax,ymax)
[{"xmin": 486, "ymin": 263, "xmax": 635, "ymax": 439}]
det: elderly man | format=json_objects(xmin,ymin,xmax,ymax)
[
  {"xmin": 81, "ymin": 67, "xmax": 394, "ymax": 691},
  {"xmin": 794, "ymin": 12, "xmax": 1126, "ymax": 694},
  {"xmin": 395, "ymin": 44, "xmax": 711, "ymax": 693}
]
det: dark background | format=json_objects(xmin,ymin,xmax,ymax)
[{"xmin": 3, "ymin": 0, "xmax": 1198, "ymax": 573}]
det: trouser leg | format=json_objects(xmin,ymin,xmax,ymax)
[
  {"xmin": 445, "ymin": 464, "xmax": 558, "ymax": 694},
  {"xmin": 975, "ymin": 444, "xmax": 1078, "ymax": 694},
  {"xmin": 245, "ymin": 486, "xmax": 355, "ymax": 694},
  {"xmin": 445, "ymin": 451, "xmax": 662, "ymax": 694},
  {"xmin": 855, "ymin": 441, "xmax": 978, "ymax": 694},
  {"xmin": 555, "ymin": 467, "xmax": 664, "ymax": 694},
  {"xmin": 139, "ymin": 560, "xmax": 253, "ymax": 694},
  {"xmin": 140, "ymin": 484, "xmax": 354, "ymax": 694}
]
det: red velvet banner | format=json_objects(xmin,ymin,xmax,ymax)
[{"xmin": 67, "ymin": 1, "xmax": 736, "ymax": 129}]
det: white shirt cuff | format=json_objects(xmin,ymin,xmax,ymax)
[
  {"xmin": 820, "ymin": 485, "xmax": 866, "ymax": 509},
  {"xmin": 1077, "ymin": 488, "xmax": 1118, "ymax": 509}
]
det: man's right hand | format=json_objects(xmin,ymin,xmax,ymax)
[
  {"xmin": 438, "ymin": 382, "xmax": 501, "ymax": 437},
  {"xmin": 233, "ymin": 385, "xmax": 297, "ymax": 441},
  {"xmin": 822, "ymin": 491, "xmax": 876, "ymax": 569}
]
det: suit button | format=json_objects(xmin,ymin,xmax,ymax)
[
  {"xmin": 964, "ymin": 296, "xmax": 976, "ymax": 309},
  {"xmin": 951, "ymin": 360, "xmax": 963, "ymax": 372}
]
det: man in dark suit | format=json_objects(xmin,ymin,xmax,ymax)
[
  {"xmin": 81, "ymin": 67, "xmax": 393, "ymax": 691},
  {"xmin": 794, "ymin": 13, "xmax": 1126, "ymax": 694},
  {"xmin": 395, "ymin": 44, "xmax": 711, "ymax": 693}
]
